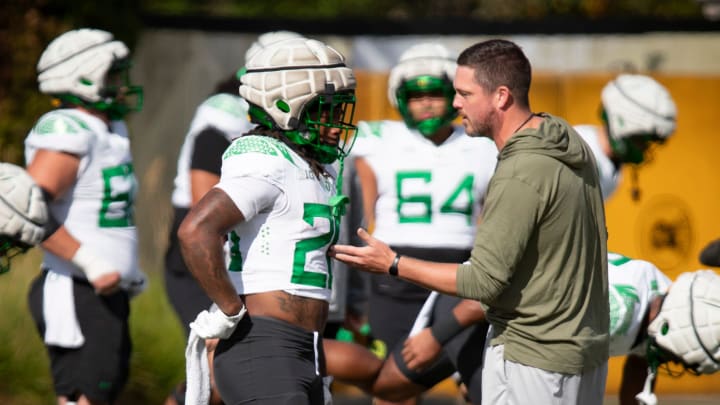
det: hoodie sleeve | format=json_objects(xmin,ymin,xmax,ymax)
[{"xmin": 456, "ymin": 175, "xmax": 542, "ymax": 303}]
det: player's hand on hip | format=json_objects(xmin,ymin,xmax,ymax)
[
  {"xmin": 92, "ymin": 271, "xmax": 122, "ymax": 295},
  {"xmin": 329, "ymin": 228, "xmax": 396, "ymax": 275},
  {"xmin": 402, "ymin": 328, "xmax": 442, "ymax": 371}
]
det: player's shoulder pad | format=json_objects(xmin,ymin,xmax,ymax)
[
  {"xmin": 356, "ymin": 120, "xmax": 390, "ymax": 139},
  {"xmin": 201, "ymin": 94, "xmax": 249, "ymax": 119},
  {"xmin": 223, "ymin": 135, "xmax": 297, "ymax": 165},
  {"xmin": 32, "ymin": 110, "xmax": 93, "ymax": 136}
]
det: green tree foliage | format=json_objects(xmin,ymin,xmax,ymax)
[
  {"xmin": 142, "ymin": 0, "xmax": 702, "ymax": 19},
  {"xmin": 0, "ymin": 0, "xmax": 142, "ymax": 165},
  {"xmin": 0, "ymin": 0, "xmax": 703, "ymax": 166}
]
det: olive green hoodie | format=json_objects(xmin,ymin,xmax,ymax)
[{"xmin": 456, "ymin": 113, "xmax": 609, "ymax": 374}]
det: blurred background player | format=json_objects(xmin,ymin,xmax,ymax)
[
  {"xmin": 0, "ymin": 163, "xmax": 48, "ymax": 273},
  {"xmin": 163, "ymin": 30, "xmax": 302, "ymax": 405},
  {"xmin": 24, "ymin": 28, "xmax": 147, "ymax": 405},
  {"xmin": 574, "ymin": 73, "xmax": 677, "ymax": 201},
  {"xmin": 346, "ymin": 42, "xmax": 497, "ymax": 405},
  {"xmin": 179, "ymin": 37, "xmax": 357, "ymax": 404}
]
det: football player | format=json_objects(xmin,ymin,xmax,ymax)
[
  {"xmin": 179, "ymin": 37, "xmax": 357, "ymax": 405},
  {"xmin": 346, "ymin": 42, "xmax": 497, "ymax": 405},
  {"xmin": 24, "ymin": 28, "xmax": 146, "ymax": 405},
  {"xmin": 574, "ymin": 74, "xmax": 677, "ymax": 201},
  {"xmin": 164, "ymin": 30, "xmax": 302, "ymax": 405}
]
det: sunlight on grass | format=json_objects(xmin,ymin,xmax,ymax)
[{"xmin": 0, "ymin": 249, "xmax": 187, "ymax": 404}]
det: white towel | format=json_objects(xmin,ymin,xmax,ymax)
[
  {"xmin": 185, "ymin": 305, "xmax": 246, "ymax": 405},
  {"xmin": 185, "ymin": 329, "xmax": 211, "ymax": 405},
  {"xmin": 408, "ymin": 291, "xmax": 439, "ymax": 337},
  {"xmin": 42, "ymin": 270, "xmax": 85, "ymax": 348}
]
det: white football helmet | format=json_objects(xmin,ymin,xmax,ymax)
[
  {"xmin": 244, "ymin": 30, "xmax": 303, "ymax": 64},
  {"xmin": 387, "ymin": 43, "xmax": 457, "ymax": 136},
  {"xmin": 648, "ymin": 270, "xmax": 720, "ymax": 374},
  {"xmin": 601, "ymin": 74, "xmax": 677, "ymax": 164},
  {"xmin": 37, "ymin": 28, "xmax": 143, "ymax": 119},
  {"xmin": 0, "ymin": 163, "xmax": 48, "ymax": 273},
  {"xmin": 239, "ymin": 37, "xmax": 357, "ymax": 164}
]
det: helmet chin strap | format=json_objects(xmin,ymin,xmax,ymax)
[
  {"xmin": 328, "ymin": 156, "xmax": 349, "ymax": 222},
  {"xmin": 638, "ymin": 338, "xmax": 664, "ymax": 405},
  {"xmin": 635, "ymin": 368, "xmax": 658, "ymax": 405}
]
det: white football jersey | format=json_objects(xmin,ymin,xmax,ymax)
[
  {"xmin": 608, "ymin": 252, "xmax": 671, "ymax": 357},
  {"xmin": 171, "ymin": 94, "xmax": 253, "ymax": 208},
  {"xmin": 352, "ymin": 120, "xmax": 497, "ymax": 249},
  {"xmin": 24, "ymin": 109, "xmax": 142, "ymax": 283},
  {"xmin": 574, "ymin": 125, "xmax": 620, "ymax": 200},
  {"xmin": 215, "ymin": 135, "xmax": 340, "ymax": 302}
]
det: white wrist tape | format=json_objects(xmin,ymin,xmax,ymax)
[{"xmin": 70, "ymin": 245, "xmax": 116, "ymax": 282}]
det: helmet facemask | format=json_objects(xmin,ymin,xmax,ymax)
[
  {"xmin": 601, "ymin": 107, "xmax": 664, "ymax": 165},
  {"xmin": 248, "ymin": 90, "xmax": 357, "ymax": 164},
  {"xmin": 396, "ymin": 75, "xmax": 457, "ymax": 137},
  {"xmin": 54, "ymin": 58, "xmax": 143, "ymax": 120}
]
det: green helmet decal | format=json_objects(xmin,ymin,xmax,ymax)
[{"xmin": 395, "ymin": 75, "xmax": 457, "ymax": 137}]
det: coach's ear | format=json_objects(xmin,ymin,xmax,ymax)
[{"xmin": 494, "ymin": 85, "xmax": 512, "ymax": 110}]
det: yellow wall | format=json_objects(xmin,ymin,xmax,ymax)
[{"xmin": 354, "ymin": 71, "xmax": 720, "ymax": 394}]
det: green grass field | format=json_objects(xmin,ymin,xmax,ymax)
[
  {"xmin": 0, "ymin": 250, "xmax": 186, "ymax": 404},
  {"xmin": 4, "ymin": 250, "xmax": 720, "ymax": 404}
]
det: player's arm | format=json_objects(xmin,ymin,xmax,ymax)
[
  {"xmin": 354, "ymin": 157, "xmax": 377, "ymax": 233},
  {"xmin": 402, "ymin": 298, "xmax": 485, "ymax": 370},
  {"xmin": 190, "ymin": 128, "xmax": 230, "ymax": 205},
  {"xmin": 27, "ymin": 149, "xmax": 121, "ymax": 294},
  {"xmin": 179, "ymin": 188, "xmax": 245, "ymax": 316},
  {"xmin": 619, "ymin": 354, "xmax": 649, "ymax": 405}
]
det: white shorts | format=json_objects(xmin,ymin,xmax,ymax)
[{"xmin": 482, "ymin": 343, "xmax": 608, "ymax": 405}]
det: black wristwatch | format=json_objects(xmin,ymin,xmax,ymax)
[{"xmin": 389, "ymin": 254, "xmax": 401, "ymax": 277}]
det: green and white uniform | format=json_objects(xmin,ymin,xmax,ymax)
[
  {"xmin": 25, "ymin": 108, "xmax": 141, "ymax": 283},
  {"xmin": 352, "ymin": 120, "xmax": 497, "ymax": 248},
  {"xmin": 608, "ymin": 252, "xmax": 671, "ymax": 357},
  {"xmin": 352, "ymin": 119, "xmax": 497, "ymax": 353},
  {"xmin": 25, "ymin": 108, "xmax": 140, "ymax": 402},
  {"xmin": 575, "ymin": 125, "xmax": 621, "ymax": 200},
  {"xmin": 171, "ymin": 94, "xmax": 252, "ymax": 208},
  {"xmin": 216, "ymin": 135, "xmax": 339, "ymax": 302}
]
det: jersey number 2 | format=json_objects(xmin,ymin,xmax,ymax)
[{"xmin": 228, "ymin": 203, "xmax": 339, "ymax": 289}]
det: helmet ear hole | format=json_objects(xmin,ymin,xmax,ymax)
[{"xmin": 276, "ymin": 100, "xmax": 290, "ymax": 113}]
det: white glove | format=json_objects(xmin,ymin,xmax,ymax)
[
  {"xmin": 185, "ymin": 305, "xmax": 246, "ymax": 405},
  {"xmin": 190, "ymin": 306, "xmax": 247, "ymax": 339}
]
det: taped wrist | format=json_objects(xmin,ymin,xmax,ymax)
[
  {"xmin": 71, "ymin": 245, "xmax": 115, "ymax": 282},
  {"xmin": 430, "ymin": 312, "xmax": 464, "ymax": 345}
]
